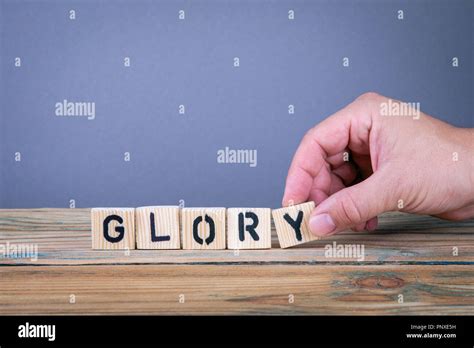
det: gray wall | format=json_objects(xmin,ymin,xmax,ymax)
[{"xmin": 1, "ymin": 0, "xmax": 472, "ymax": 208}]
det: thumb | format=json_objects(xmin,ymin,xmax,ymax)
[{"xmin": 309, "ymin": 171, "xmax": 395, "ymax": 236}]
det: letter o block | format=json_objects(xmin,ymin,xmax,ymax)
[
  {"xmin": 227, "ymin": 208, "xmax": 271, "ymax": 249},
  {"xmin": 272, "ymin": 202, "xmax": 318, "ymax": 249},
  {"xmin": 181, "ymin": 208, "xmax": 226, "ymax": 250},
  {"xmin": 91, "ymin": 208, "xmax": 136, "ymax": 250}
]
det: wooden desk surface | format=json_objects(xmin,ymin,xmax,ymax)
[{"xmin": 0, "ymin": 208, "xmax": 473, "ymax": 315}]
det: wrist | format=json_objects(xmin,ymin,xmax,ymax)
[{"xmin": 458, "ymin": 128, "xmax": 474, "ymax": 206}]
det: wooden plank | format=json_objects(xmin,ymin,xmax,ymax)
[
  {"xmin": 0, "ymin": 265, "xmax": 472, "ymax": 315},
  {"xmin": 1, "ymin": 209, "xmax": 473, "ymax": 315},
  {"xmin": 0, "ymin": 209, "xmax": 473, "ymax": 265}
]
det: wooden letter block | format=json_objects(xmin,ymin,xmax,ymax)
[
  {"xmin": 181, "ymin": 208, "xmax": 226, "ymax": 250},
  {"xmin": 227, "ymin": 208, "xmax": 271, "ymax": 249},
  {"xmin": 91, "ymin": 208, "xmax": 136, "ymax": 250},
  {"xmin": 136, "ymin": 206, "xmax": 180, "ymax": 249},
  {"xmin": 272, "ymin": 201, "xmax": 318, "ymax": 249}
]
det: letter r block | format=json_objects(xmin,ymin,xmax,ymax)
[
  {"xmin": 227, "ymin": 208, "xmax": 271, "ymax": 249},
  {"xmin": 272, "ymin": 202, "xmax": 318, "ymax": 248},
  {"xmin": 136, "ymin": 206, "xmax": 180, "ymax": 249},
  {"xmin": 91, "ymin": 208, "xmax": 136, "ymax": 250},
  {"xmin": 181, "ymin": 208, "xmax": 226, "ymax": 250}
]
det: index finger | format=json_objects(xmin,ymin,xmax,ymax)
[{"xmin": 282, "ymin": 95, "xmax": 375, "ymax": 206}]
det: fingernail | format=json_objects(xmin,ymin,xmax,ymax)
[{"xmin": 309, "ymin": 214, "xmax": 336, "ymax": 236}]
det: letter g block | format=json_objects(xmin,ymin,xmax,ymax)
[{"xmin": 91, "ymin": 208, "xmax": 136, "ymax": 250}]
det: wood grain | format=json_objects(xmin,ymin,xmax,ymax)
[
  {"xmin": 0, "ymin": 265, "xmax": 472, "ymax": 315},
  {"xmin": 0, "ymin": 208, "xmax": 473, "ymax": 314},
  {"xmin": 0, "ymin": 209, "xmax": 473, "ymax": 265}
]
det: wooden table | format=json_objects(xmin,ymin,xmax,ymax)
[{"xmin": 0, "ymin": 208, "xmax": 473, "ymax": 315}]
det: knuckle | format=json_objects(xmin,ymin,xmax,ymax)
[
  {"xmin": 357, "ymin": 91, "xmax": 381, "ymax": 101},
  {"xmin": 303, "ymin": 126, "xmax": 316, "ymax": 140}
]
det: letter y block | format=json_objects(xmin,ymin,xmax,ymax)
[{"xmin": 272, "ymin": 202, "xmax": 318, "ymax": 248}]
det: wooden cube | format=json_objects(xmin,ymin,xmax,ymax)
[
  {"xmin": 181, "ymin": 208, "xmax": 226, "ymax": 249},
  {"xmin": 136, "ymin": 206, "xmax": 180, "ymax": 249},
  {"xmin": 91, "ymin": 208, "xmax": 136, "ymax": 250},
  {"xmin": 272, "ymin": 201, "xmax": 318, "ymax": 248},
  {"xmin": 227, "ymin": 208, "xmax": 271, "ymax": 249}
]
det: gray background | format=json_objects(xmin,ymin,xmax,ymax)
[{"xmin": 1, "ymin": 0, "xmax": 472, "ymax": 209}]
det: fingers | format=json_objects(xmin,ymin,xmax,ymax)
[
  {"xmin": 327, "ymin": 152, "xmax": 350, "ymax": 168},
  {"xmin": 332, "ymin": 162, "xmax": 358, "ymax": 186},
  {"xmin": 351, "ymin": 217, "xmax": 378, "ymax": 232},
  {"xmin": 365, "ymin": 217, "xmax": 379, "ymax": 231},
  {"xmin": 282, "ymin": 94, "xmax": 377, "ymax": 206},
  {"xmin": 309, "ymin": 170, "xmax": 395, "ymax": 236},
  {"xmin": 351, "ymin": 222, "xmax": 367, "ymax": 232},
  {"xmin": 434, "ymin": 204, "xmax": 474, "ymax": 221},
  {"xmin": 308, "ymin": 167, "xmax": 332, "ymax": 205}
]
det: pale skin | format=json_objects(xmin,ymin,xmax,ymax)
[{"xmin": 282, "ymin": 92, "xmax": 474, "ymax": 236}]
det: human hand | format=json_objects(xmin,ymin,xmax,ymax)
[{"xmin": 282, "ymin": 92, "xmax": 474, "ymax": 237}]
